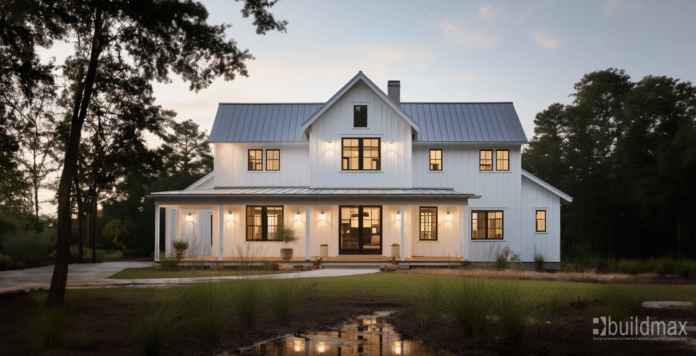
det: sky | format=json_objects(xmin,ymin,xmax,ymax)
[{"xmin": 34, "ymin": 0, "xmax": 696, "ymax": 215}]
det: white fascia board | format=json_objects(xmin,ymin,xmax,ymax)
[
  {"xmin": 521, "ymin": 169, "xmax": 573, "ymax": 203},
  {"xmin": 184, "ymin": 172, "xmax": 214, "ymax": 191}
]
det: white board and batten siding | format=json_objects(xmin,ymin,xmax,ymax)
[
  {"xmin": 309, "ymin": 81, "xmax": 413, "ymax": 189},
  {"xmin": 520, "ymin": 176, "xmax": 562, "ymax": 263},
  {"xmin": 214, "ymin": 143, "xmax": 310, "ymax": 187}
]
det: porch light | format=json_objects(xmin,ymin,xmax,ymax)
[
  {"xmin": 227, "ymin": 211, "xmax": 234, "ymax": 220},
  {"xmin": 445, "ymin": 211, "xmax": 452, "ymax": 221},
  {"xmin": 396, "ymin": 212, "xmax": 401, "ymax": 221},
  {"xmin": 295, "ymin": 212, "xmax": 301, "ymax": 221},
  {"xmin": 318, "ymin": 211, "xmax": 326, "ymax": 221},
  {"xmin": 186, "ymin": 213, "xmax": 193, "ymax": 222},
  {"xmin": 317, "ymin": 342, "xmax": 326, "ymax": 353},
  {"xmin": 387, "ymin": 141, "xmax": 396, "ymax": 151},
  {"xmin": 326, "ymin": 140, "xmax": 334, "ymax": 150},
  {"xmin": 394, "ymin": 341, "xmax": 402, "ymax": 355},
  {"xmin": 293, "ymin": 339, "xmax": 304, "ymax": 352}
]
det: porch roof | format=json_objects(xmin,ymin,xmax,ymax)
[{"xmin": 148, "ymin": 187, "xmax": 480, "ymax": 205}]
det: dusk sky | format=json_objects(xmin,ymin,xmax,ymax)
[{"xmin": 41, "ymin": 0, "xmax": 696, "ymax": 147}]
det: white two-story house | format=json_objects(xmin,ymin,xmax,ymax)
[{"xmin": 150, "ymin": 71, "xmax": 572, "ymax": 268}]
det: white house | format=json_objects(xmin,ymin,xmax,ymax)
[{"xmin": 150, "ymin": 71, "xmax": 572, "ymax": 268}]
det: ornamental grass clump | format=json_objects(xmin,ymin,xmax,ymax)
[
  {"xmin": 442, "ymin": 278, "xmax": 491, "ymax": 337},
  {"xmin": 494, "ymin": 281, "xmax": 530, "ymax": 345},
  {"xmin": 267, "ymin": 280, "xmax": 313, "ymax": 324},
  {"xmin": 597, "ymin": 284, "xmax": 642, "ymax": 322},
  {"xmin": 177, "ymin": 282, "xmax": 229, "ymax": 344},
  {"xmin": 25, "ymin": 305, "xmax": 70, "ymax": 352},
  {"xmin": 414, "ymin": 279, "xmax": 444, "ymax": 326},
  {"xmin": 231, "ymin": 279, "xmax": 266, "ymax": 327},
  {"xmin": 132, "ymin": 303, "xmax": 181, "ymax": 356}
]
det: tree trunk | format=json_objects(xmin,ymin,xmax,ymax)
[
  {"xmin": 74, "ymin": 176, "xmax": 84, "ymax": 263},
  {"xmin": 89, "ymin": 192, "xmax": 97, "ymax": 263},
  {"xmin": 46, "ymin": 5, "xmax": 103, "ymax": 308}
]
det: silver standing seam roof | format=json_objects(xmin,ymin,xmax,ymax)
[
  {"xmin": 149, "ymin": 187, "xmax": 479, "ymax": 200},
  {"xmin": 209, "ymin": 103, "xmax": 528, "ymax": 143}
]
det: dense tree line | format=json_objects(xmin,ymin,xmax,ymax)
[{"xmin": 523, "ymin": 68, "xmax": 696, "ymax": 261}]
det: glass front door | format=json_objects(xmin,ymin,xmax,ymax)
[{"xmin": 339, "ymin": 206, "xmax": 382, "ymax": 255}]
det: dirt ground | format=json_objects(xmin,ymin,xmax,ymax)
[{"xmin": 1, "ymin": 269, "xmax": 695, "ymax": 356}]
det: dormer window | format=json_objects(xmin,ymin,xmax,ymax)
[{"xmin": 354, "ymin": 105, "xmax": 367, "ymax": 127}]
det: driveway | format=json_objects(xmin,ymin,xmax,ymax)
[{"xmin": 0, "ymin": 262, "xmax": 379, "ymax": 294}]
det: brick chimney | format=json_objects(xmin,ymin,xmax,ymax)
[{"xmin": 388, "ymin": 80, "xmax": 400, "ymax": 104}]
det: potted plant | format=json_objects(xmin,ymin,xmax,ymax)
[
  {"xmin": 391, "ymin": 243, "xmax": 400, "ymax": 260},
  {"xmin": 319, "ymin": 244, "xmax": 329, "ymax": 258},
  {"xmin": 274, "ymin": 226, "xmax": 298, "ymax": 260},
  {"xmin": 172, "ymin": 239, "xmax": 189, "ymax": 260}
]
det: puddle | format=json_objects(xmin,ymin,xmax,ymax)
[{"xmin": 229, "ymin": 311, "xmax": 453, "ymax": 356}]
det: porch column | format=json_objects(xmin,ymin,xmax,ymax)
[
  {"xmin": 460, "ymin": 205, "xmax": 466, "ymax": 259},
  {"xmin": 218, "ymin": 205, "xmax": 224, "ymax": 261},
  {"xmin": 305, "ymin": 205, "xmax": 311, "ymax": 261},
  {"xmin": 154, "ymin": 204, "xmax": 160, "ymax": 262},
  {"xmin": 400, "ymin": 204, "xmax": 405, "ymax": 260}
]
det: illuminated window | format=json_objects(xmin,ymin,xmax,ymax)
[
  {"xmin": 496, "ymin": 150, "xmax": 509, "ymax": 171},
  {"xmin": 354, "ymin": 105, "xmax": 367, "ymax": 127},
  {"xmin": 248, "ymin": 149, "xmax": 263, "ymax": 171},
  {"xmin": 266, "ymin": 149, "xmax": 280, "ymax": 171},
  {"xmin": 479, "ymin": 150, "xmax": 493, "ymax": 171},
  {"xmin": 420, "ymin": 207, "xmax": 438, "ymax": 240},
  {"xmin": 246, "ymin": 206, "xmax": 283, "ymax": 241},
  {"xmin": 472, "ymin": 211, "xmax": 503, "ymax": 239},
  {"xmin": 536, "ymin": 210, "xmax": 546, "ymax": 232},
  {"xmin": 342, "ymin": 138, "xmax": 380, "ymax": 170},
  {"xmin": 429, "ymin": 149, "xmax": 442, "ymax": 171}
]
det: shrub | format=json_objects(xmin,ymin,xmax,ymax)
[
  {"xmin": 273, "ymin": 226, "xmax": 298, "ymax": 245},
  {"xmin": 415, "ymin": 279, "xmax": 444, "ymax": 326},
  {"xmin": 102, "ymin": 219, "xmax": 131, "ymax": 251},
  {"xmin": 597, "ymin": 285, "xmax": 642, "ymax": 322},
  {"xmin": 495, "ymin": 282, "xmax": 529, "ymax": 345},
  {"xmin": 495, "ymin": 254, "xmax": 509, "ymax": 270},
  {"xmin": 132, "ymin": 303, "xmax": 181, "ymax": 356},
  {"xmin": 0, "ymin": 252, "xmax": 15, "ymax": 270},
  {"xmin": 177, "ymin": 282, "xmax": 229, "ymax": 343},
  {"xmin": 159, "ymin": 258, "xmax": 179, "ymax": 271},
  {"xmin": 492, "ymin": 246, "xmax": 519, "ymax": 270},
  {"xmin": 461, "ymin": 260, "xmax": 472, "ymax": 268},
  {"xmin": 25, "ymin": 305, "xmax": 70, "ymax": 352},
  {"xmin": 656, "ymin": 257, "xmax": 675, "ymax": 276},
  {"xmin": 379, "ymin": 264, "xmax": 398, "ymax": 272},
  {"xmin": 264, "ymin": 261, "xmax": 280, "ymax": 271},
  {"xmin": 675, "ymin": 260, "xmax": 696, "ymax": 279},
  {"xmin": 533, "ymin": 253, "xmax": 545, "ymax": 271},
  {"xmin": 442, "ymin": 278, "xmax": 490, "ymax": 337},
  {"xmin": 267, "ymin": 280, "xmax": 312, "ymax": 324},
  {"xmin": 231, "ymin": 280, "xmax": 265, "ymax": 327}
]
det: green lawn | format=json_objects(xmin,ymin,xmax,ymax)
[{"xmin": 109, "ymin": 268, "xmax": 280, "ymax": 279}]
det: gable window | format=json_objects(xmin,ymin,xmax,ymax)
[
  {"xmin": 246, "ymin": 206, "xmax": 283, "ymax": 241},
  {"xmin": 342, "ymin": 138, "xmax": 380, "ymax": 170},
  {"xmin": 354, "ymin": 105, "xmax": 367, "ymax": 127},
  {"xmin": 479, "ymin": 150, "xmax": 493, "ymax": 171},
  {"xmin": 536, "ymin": 210, "xmax": 546, "ymax": 232},
  {"xmin": 248, "ymin": 149, "xmax": 263, "ymax": 171},
  {"xmin": 496, "ymin": 150, "xmax": 509, "ymax": 171},
  {"xmin": 429, "ymin": 149, "xmax": 442, "ymax": 171},
  {"xmin": 472, "ymin": 210, "xmax": 503, "ymax": 239},
  {"xmin": 266, "ymin": 149, "xmax": 280, "ymax": 171},
  {"xmin": 420, "ymin": 207, "xmax": 438, "ymax": 240}
]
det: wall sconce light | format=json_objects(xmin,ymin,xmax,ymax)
[
  {"xmin": 445, "ymin": 211, "xmax": 453, "ymax": 221},
  {"xmin": 186, "ymin": 213, "xmax": 193, "ymax": 222},
  {"xmin": 387, "ymin": 141, "xmax": 396, "ymax": 152},
  {"xmin": 326, "ymin": 141, "xmax": 334, "ymax": 150},
  {"xmin": 227, "ymin": 211, "xmax": 234, "ymax": 220},
  {"xmin": 295, "ymin": 212, "xmax": 301, "ymax": 221},
  {"xmin": 318, "ymin": 211, "xmax": 326, "ymax": 221},
  {"xmin": 396, "ymin": 212, "xmax": 401, "ymax": 221},
  {"xmin": 317, "ymin": 342, "xmax": 326, "ymax": 353},
  {"xmin": 394, "ymin": 341, "xmax": 402, "ymax": 355}
]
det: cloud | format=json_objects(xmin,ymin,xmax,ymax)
[
  {"xmin": 439, "ymin": 21, "xmax": 500, "ymax": 48},
  {"xmin": 476, "ymin": 5, "xmax": 507, "ymax": 25},
  {"xmin": 529, "ymin": 28, "xmax": 563, "ymax": 50},
  {"xmin": 603, "ymin": 0, "xmax": 642, "ymax": 18}
]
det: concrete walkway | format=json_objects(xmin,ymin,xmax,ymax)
[{"xmin": 0, "ymin": 262, "xmax": 380, "ymax": 294}]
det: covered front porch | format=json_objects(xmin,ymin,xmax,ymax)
[{"xmin": 149, "ymin": 187, "xmax": 479, "ymax": 262}]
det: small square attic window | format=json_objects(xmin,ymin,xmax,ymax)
[{"xmin": 354, "ymin": 105, "xmax": 367, "ymax": 127}]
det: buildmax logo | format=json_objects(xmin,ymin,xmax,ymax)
[{"xmin": 593, "ymin": 316, "xmax": 688, "ymax": 339}]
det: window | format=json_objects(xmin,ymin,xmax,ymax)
[
  {"xmin": 429, "ymin": 149, "xmax": 442, "ymax": 171},
  {"xmin": 496, "ymin": 150, "xmax": 509, "ymax": 171},
  {"xmin": 354, "ymin": 105, "xmax": 367, "ymax": 127},
  {"xmin": 248, "ymin": 149, "xmax": 263, "ymax": 171},
  {"xmin": 246, "ymin": 206, "xmax": 283, "ymax": 241},
  {"xmin": 472, "ymin": 210, "xmax": 503, "ymax": 239},
  {"xmin": 536, "ymin": 210, "xmax": 546, "ymax": 232},
  {"xmin": 266, "ymin": 149, "xmax": 280, "ymax": 171},
  {"xmin": 420, "ymin": 207, "xmax": 438, "ymax": 240},
  {"xmin": 342, "ymin": 138, "xmax": 380, "ymax": 170},
  {"xmin": 479, "ymin": 150, "xmax": 493, "ymax": 171}
]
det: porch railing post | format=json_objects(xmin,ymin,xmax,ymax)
[
  {"xmin": 154, "ymin": 204, "xmax": 160, "ymax": 262},
  {"xmin": 305, "ymin": 205, "xmax": 311, "ymax": 261},
  {"xmin": 218, "ymin": 205, "xmax": 224, "ymax": 261},
  {"xmin": 400, "ymin": 204, "xmax": 405, "ymax": 260}
]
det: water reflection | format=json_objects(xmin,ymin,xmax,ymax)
[{"xmin": 234, "ymin": 311, "xmax": 452, "ymax": 356}]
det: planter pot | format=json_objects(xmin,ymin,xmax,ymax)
[
  {"xmin": 391, "ymin": 245, "xmax": 400, "ymax": 260},
  {"xmin": 319, "ymin": 245, "xmax": 329, "ymax": 258},
  {"xmin": 280, "ymin": 248, "xmax": 294, "ymax": 261},
  {"xmin": 176, "ymin": 249, "xmax": 187, "ymax": 259}
]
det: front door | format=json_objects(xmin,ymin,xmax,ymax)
[{"xmin": 339, "ymin": 206, "xmax": 382, "ymax": 255}]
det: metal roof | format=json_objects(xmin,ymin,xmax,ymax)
[
  {"xmin": 521, "ymin": 170, "xmax": 573, "ymax": 203},
  {"xmin": 209, "ymin": 103, "xmax": 323, "ymax": 142},
  {"xmin": 150, "ymin": 187, "xmax": 477, "ymax": 198}
]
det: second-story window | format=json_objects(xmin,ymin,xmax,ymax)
[
  {"xmin": 266, "ymin": 149, "xmax": 280, "ymax": 171},
  {"xmin": 497, "ymin": 150, "xmax": 509, "ymax": 171},
  {"xmin": 342, "ymin": 138, "xmax": 380, "ymax": 170},
  {"xmin": 479, "ymin": 150, "xmax": 493, "ymax": 171},
  {"xmin": 429, "ymin": 149, "xmax": 442, "ymax": 171},
  {"xmin": 248, "ymin": 149, "xmax": 263, "ymax": 171},
  {"xmin": 354, "ymin": 105, "xmax": 367, "ymax": 127}
]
